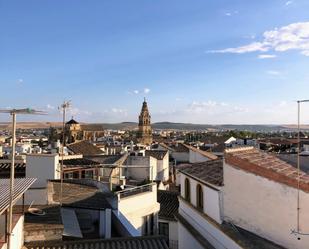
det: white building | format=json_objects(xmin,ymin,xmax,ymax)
[
  {"xmin": 224, "ymin": 147, "xmax": 309, "ymax": 249},
  {"xmin": 24, "ymin": 154, "xmax": 60, "ymax": 205},
  {"xmin": 177, "ymin": 157, "xmax": 285, "ymax": 249}
]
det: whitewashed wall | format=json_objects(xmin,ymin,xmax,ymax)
[
  {"xmin": 179, "ymin": 199, "xmax": 242, "ymax": 249},
  {"xmin": 1, "ymin": 215, "xmax": 24, "ymax": 249},
  {"xmin": 178, "ymin": 221, "xmax": 204, "ymax": 249},
  {"xmin": 180, "ymin": 173, "xmax": 222, "ymax": 224},
  {"xmin": 223, "ymin": 162, "xmax": 309, "ymax": 249},
  {"xmin": 172, "ymin": 152, "xmax": 189, "ymax": 163},
  {"xmin": 189, "ymin": 150, "xmax": 210, "ymax": 163},
  {"xmin": 26, "ymin": 154, "xmax": 59, "ymax": 188},
  {"xmin": 117, "ymin": 184, "xmax": 160, "ymax": 234}
]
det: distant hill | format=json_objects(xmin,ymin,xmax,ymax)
[{"xmin": 0, "ymin": 121, "xmax": 305, "ymax": 132}]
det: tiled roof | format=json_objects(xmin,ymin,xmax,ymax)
[
  {"xmin": 145, "ymin": 150, "xmax": 168, "ymax": 160},
  {"xmin": 0, "ymin": 162, "xmax": 26, "ymax": 177},
  {"xmin": 225, "ymin": 147, "xmax": 309, "ymax": 192},
  {"xmin": 62, "ymin": 158, "xmax": 100, "ymax": 168},
  {"xmin": 157, "ymin": 190, "xmax": 179, "ymax": 221},
  {"xmin": 158, "ymin": 143, "xmax": 174, "ymax": 151},
  {"xmin": 178, "ymin": 159, "xmax": 223, "ymax": 187},
  {"xmin": 170, "ymin": 143, "xmax": 189, "ymax": 153},
  {"xmin": 24, "ymin": 236, "xmax": 169, "ymax": 249},
  {"xmin": 0, "ymin": 162, "xmax": 26, "ymax": 170},
  {"xmin": 67, "ymin": 140, "xmax": 103, "ymax": 156},
  {"xmin": 87, "ymin": 155, "xmax": 124, "ymax": 165},
  {"xmin": 66, "ymin": 119, "xmax": 79, "ymax": 125},
  {"xmin": 49, "ymin": 181, "xmax": 111, "ymax": 209}
]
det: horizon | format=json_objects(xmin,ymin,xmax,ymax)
[{"xmin": 1, "ymin": 1, "xmax": 309, "ymax": 124}]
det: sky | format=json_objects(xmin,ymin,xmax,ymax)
[{"xmin": 1, "ymin": 0, "xmax": 309, "ymax": 124}]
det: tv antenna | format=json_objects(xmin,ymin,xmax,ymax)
[
  {"xmin": 291, "ymin": 100, "xmax": 309, "ymax": 240},
  {"xmin": 0, "ymin": 108, "xmax": 46, "ymax": 249},
  {"xmin": 58, "ymin": 101, "xmax": 71, "ymax": 206}
]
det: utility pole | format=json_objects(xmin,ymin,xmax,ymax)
[
  {"xmin": 0, "ymin": 108, "xmax": 46, "ymax": 249},
  {"xmin": 296, "ymin": 100, "xmax": 309, "ymax": 235},
  {"xmin": 58, "ymin": 101, "xmax": 71, "ymax": 205}
]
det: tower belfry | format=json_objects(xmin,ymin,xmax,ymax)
[{"xmin": 137, "ymin": 98, "xmax": 153, "ymax": 145}]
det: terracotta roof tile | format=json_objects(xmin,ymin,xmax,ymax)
[
  {"xmin": 178, "ymin": 159, "xmax": 223, "ymax": 187},
  {"xmin": 225, "ymin": 147, "xmax": 309, "ymax": 192},
  {"xmin": 145, "ymin": 150, "xmax": 168, "ymax": 160},
  {"xmin": 157, "ymin": 190, "xmax": 179, "ymax": 221},
  {"xmin": 67, "ymin": 140, "xmax": 103, "ymax": 156}
]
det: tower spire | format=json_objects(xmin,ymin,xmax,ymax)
[{"xmin": 137, "ymin": 99, "xmax": 152, "ymax": 145}]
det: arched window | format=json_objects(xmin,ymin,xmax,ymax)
[
  {"xmin": 196, "ymin": 184, "xmax": 203, "ymax": 210},
  {"xmin": 185, "ymin": 178, "xmax": 190, "ymax": 201}
]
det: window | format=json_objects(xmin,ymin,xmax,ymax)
[
  {"xmin": 196, "ymin": 184, "xmax": 203, "ymax": 210},
  {"xmin": 185, "ymin": 178, "xmax": 190, "ymax": 201},
  {"xmin": 159, "ymin": 222, "xmax": 169, "ymax": 238}
]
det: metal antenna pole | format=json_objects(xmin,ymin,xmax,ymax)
[
  {"xmin": 0, "ymin": 108, "xmax": 46, "ymax": 249},
  {"xmin": 59, "ymin": 101, "xmax": 70, "ymax": 206},
  {"xmin": 297, "ymin": 101, "xmax": 300, "ymax": 234},
  {"xmin": 7, "ymin": 113, "xmax": 16, "ymax": 249}
]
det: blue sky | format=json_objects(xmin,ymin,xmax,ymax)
[{"xmin": 1, "ymin": 0, "xmax": 309, "ymax": 124}]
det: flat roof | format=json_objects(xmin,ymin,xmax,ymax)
[
  {"xmin": 49, "ymin": 180, "xmax": 112, "ymax": 210},
  {"xmin": 0, "ymin": 178, "xmax": 36, "ymax": 215}
]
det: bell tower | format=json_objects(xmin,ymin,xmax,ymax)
[{"xmin": 137, "ymin": 98, "xmax": 153, "ymax": 145}]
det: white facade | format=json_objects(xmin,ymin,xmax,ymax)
[
  {"xmin": 26, "ymin": 154, "xmax": 60, "ymax": 188},
  {"xmin": 117, "ymin": 183, "xmax": 160, "ymax": 235},
  {"xmin": 178, "ymin": 171, "xmax": 243, "ymax": 249},
  {"xmin": 189, "ymin": 149, "xmax": 211, "ymax": 163},
  {"xmin": 179, "ymin": 173, "xmax": 222, "ymax": 224},
  {"xmin": 172, "ymin": 152, "xmax": 189, "ymax": 163},
  {"xmin": 125, "ymin": 156, "xmax": 157, "ymax": 181},
  {"xmin": 0, "ymin": 215, "xmax": 24, "ymax": 249},
  {"xmin": 156, "ymin": 153, "xmax": 169, "ymax": 182},
  {"xmin": 223, "ymin": 162, "xmax": 309, "ymax": 249}
]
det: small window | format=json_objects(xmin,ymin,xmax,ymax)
[
  {"xmin": 185, "ymin": 178, "xmax": 190, "ymax": 201},
  {"xmin": 196, "ymin": 184, "xmax": 203, "ymax": 210}
]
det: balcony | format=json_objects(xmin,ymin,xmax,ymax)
[{"xmin": 116, "ymin": 183, "xmax": 155, "ymax": 199}]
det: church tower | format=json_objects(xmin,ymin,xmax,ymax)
[{"xmin": 137, "ymin": 98, "xmax": 153, "ymax": 145}]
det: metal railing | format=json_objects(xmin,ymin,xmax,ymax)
[{"xmin": 116, "ymin": 183, "xmax": 154, "ymax": 199}]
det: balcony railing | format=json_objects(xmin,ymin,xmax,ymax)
[{"xmin": 116, "ymin": 183, "xmax": 155, "ymax": 199}]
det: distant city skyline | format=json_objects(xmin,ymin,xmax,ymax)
[{"xmin": 1, "ymin": 0, "xmax": 309, "ymax": 124}]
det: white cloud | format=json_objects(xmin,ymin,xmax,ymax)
[
  {"xmin": 258, "ymin": 54, "xmax": 277, "ymax": 59},
  {"xmin": 209, "ymin": 22, "xmax": 309, "ymax": 56},
  {"xmin": 285, "ymin": 1, "xmax": 293, "ymax": 6},
  {"xmin": 17, "ymin": 79, "xmax": 23, "ymax": 84},
  {"xmin": 46, "ymin": 104, "xmax": 55, "ymax": 110},
  {"xmin": 144, "ymin": 88, "xmax": 150, "ymax": 94},
  {"xmin": 266, "ymin": 70, "xmax": 281, "ymax": 75},
  {"xmin": 301, "ymin": 50, "xmax": 309, "ymax": 56},
  {"xmin": 224, "ymin": 10, "xmax": 238, "ymax": 16},
  {"xmin": 111, "ymin": 108, "xmax": 127, "ymax": 115},
  {"xmin": 210, "ymin": 42, "xmax": 267, "ymax": 53},
  {"xmin": 133, "ymin": 90, "xmax": 139, "ymax": 94}
]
